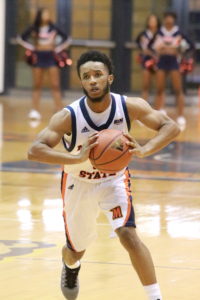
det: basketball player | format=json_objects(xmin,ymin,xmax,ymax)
[{"xmin": 28, "ymin": 51, "xmax": 180, "ymax": 300}]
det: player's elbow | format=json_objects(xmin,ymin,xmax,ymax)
[
  {"xmin": 27, "ymin": 146, "xmax": 36, "ymax": 161},
  {"xmin": 172, "ymin": 121, "xmax": 181, "ymax": 137},
  {"xmin": 168, "ymin": 120, "xmax": 181, "ymax": 138},
  {"xmin": 27, "ymin": 143, "xmax": 41, "ymax": 161}
]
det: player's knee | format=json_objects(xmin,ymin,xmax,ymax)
[
  {"xmin": 117, "ymin": 227, "xmax": 142, "ymax": 252},
  {"xmin": 174, "ymin": 89, "xmax": 183, "ymax": 96},
  {"xmin": 51, "ymin": 82, "xmax": 60, "ymax": 91},
  {"xmin": 143, "ymin": 86, "xmax": 150, "ymax": 93},
  {"xmin": 156, "ymin": 88, "xmax": 164, "ymax": 95},
  {"xmin": 33, "ymin": 82, "xmax": 42, "ymax": 90}
]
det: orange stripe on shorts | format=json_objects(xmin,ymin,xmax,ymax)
[
  {"xmin": 61, "ymin": 172, "xmax": 77, "ymax": 252},
  {"xmin": 123, "ymin": 169, "xmax": 132, "ymax": 226}
]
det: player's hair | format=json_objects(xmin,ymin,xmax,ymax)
[
  {"xmin": 146, "ymin": 14, "xmax": 161, "ymax": 30},
  {"xmin": 163, "ymin": 11, "xmax": 177, "ymax": 21},
  {"xmin": 33, "ymin": 8, "xmax": 52, "ymax": 32},
  {"xmin": 76, "ymin": 50, "xmax": 114, "ymax": 77}
]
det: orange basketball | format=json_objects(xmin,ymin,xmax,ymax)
[{"xmin": 89, "ymin": 129, "xmax": 132, "ymax": 173}]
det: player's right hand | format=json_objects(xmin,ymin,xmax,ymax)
[{"xmin": 78, "ymin": 133, "xmax": 99, "ymax": 162}]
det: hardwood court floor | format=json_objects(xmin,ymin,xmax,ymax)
[{"xmin": 0, "ymin": 94, "xmax": 200, "ymax": 300}]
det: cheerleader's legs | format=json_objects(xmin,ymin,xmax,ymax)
[
  {"xmin": 141, "ymin": 69, "xmax": 153, "ymax": 101},
  {"xmin": 48, "ymin": 66, "xmax": 63, "ymax": 111},
  {"xmin": 170, "ymin": 70, "xmax": 185, "ymax": 117},
  {"xmin": 32, "ymin": 67, "xmax": 45, "ymax": 112},
  {"xmin": 154, "ymin": 70, "xmax": 166, "ymax": 111}
]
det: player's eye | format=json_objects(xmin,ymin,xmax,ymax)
[
  {"xmin": 95, "ymin": 72, "xmax": 102, "ymax": 77},
  {"xmin": 83, "ymin": 74, "xmax": 90, "ymax": 80}
]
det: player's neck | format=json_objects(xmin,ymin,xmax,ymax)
[{"xmin": 86, "ymin": 93, "xmax": 112, "ymax": 113}]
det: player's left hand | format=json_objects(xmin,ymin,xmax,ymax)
[{"xmin": 123, "ymin": 133, "xmax": 145, "ymax": 158}]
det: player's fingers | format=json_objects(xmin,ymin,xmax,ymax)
[
  {"xmin": 129, "ymin": 148, "xmax": 139, "ymax": 155},
  {"xmin": 126, "ymin": 141, "xmax": 136, "ymax": 148},
  {"xmin": 124, "ymin": 133, "xmax": 138, "ymax": 144},
  {"xmin": 89, "ymin": 132, "xmax": 99, "ymax": 138},
  {"xmin": 129, "ymin": 148, "xmax": 137, "ymax": 153},
  {"xmin": 123, "ymin": 133, "xmax": 133, "ymax": 141},
  {"xmin": 129, "ymin": 148, "xmax": 144, "ymax": 158},
  {"xmin": 88, "ymin": 134, "xmax": 99, "ymax": 144},
  {"xmin": 88, "ymin": 141, "xmax": 98, "ymax": 149}
]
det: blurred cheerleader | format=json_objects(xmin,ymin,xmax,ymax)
[
  {"xmin": 149, "ymin": 12, "xmax": 194, "ymax": 130},
  {"xmin": 17, "ymin": 8, "xmax": 71, "ymax": 120},
  {"xmin": 136, "ymin": 14, "xmax": 160, "ymax": 100}
]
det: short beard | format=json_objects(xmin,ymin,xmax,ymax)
[{"xmin": 82, "ymin": 82, "xmax": 110, "ymax": 103}]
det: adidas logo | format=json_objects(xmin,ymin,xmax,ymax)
[
  {"xmin": 68, "ymin": 184, "xmax": 74, "ymax": 190},
  {"xmin": 114, "ymin": 118, "xmax": 123, "ymax": 125},
  {"xmin": 81, "ymin": 126, "xmax": 90, "ymax": 133}
]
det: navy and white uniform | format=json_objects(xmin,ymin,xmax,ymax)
[
  {"xmin": 20, "ymin": 23, "xmax": 68, "ymax": 68},
  {"xmin": 149, "ymin": 25, "xmax": 194, "ymax": 71},
  {"xmin": 61, "ymin": 93, "xmax": 136, "ymax": 252},
  {"xmin": 136, "ymin": 29, "xmax": 155, "ymax": 69}
]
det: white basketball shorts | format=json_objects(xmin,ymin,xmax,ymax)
[{"xmin": 61, "ymin": 168, "xmax": 136, "ymax": 252}]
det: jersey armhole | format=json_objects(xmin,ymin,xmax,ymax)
[
  {"xmin": 121, "ymin": 96, "xmax": 131, "ymax": 131},
  {"xmin": 62, "ymin": 106, "xmax": 77, "ymax": 152}
]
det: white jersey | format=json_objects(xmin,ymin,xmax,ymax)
[{"xmin": 62, "ymin": 93, "xmax": 131, "ymax": 182}]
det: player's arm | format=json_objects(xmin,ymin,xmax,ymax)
[
  {"xmin": 28, "ymin": 110, "xmax": 98, "ymax": 164},
  {"xmin": 125, "ymin": 97, "xmax": 180, "ymax": 158}
]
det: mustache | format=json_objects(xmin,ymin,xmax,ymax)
[{"xmin": 82, "ymin": 82, "xmax": 110, "ymax": 103}]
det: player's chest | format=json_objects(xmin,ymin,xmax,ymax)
[{"xmin": 74, "ymin": 118, "xmax": 127, "ymax": 154}]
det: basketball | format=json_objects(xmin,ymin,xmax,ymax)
[{"xmin": 89, "ymin": 129, "xmax": 132, "ymax": 173}]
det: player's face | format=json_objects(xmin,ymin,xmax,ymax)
[
  {"xmin": 41, "ymin": 9, "xmax": 51, "ymax": 24},
  {"xmin": 163, "ymin": 16, "xmax": 175, "ymax": 29},
  {"xmin": 79, "ymin": 61, "xmax": 114, "ymax": 102},
  {"xmin": 148, "ymin": 15, "xmax": 158, "ymax": 30}
]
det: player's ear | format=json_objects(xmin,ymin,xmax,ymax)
[{"xmin": 108, "ymin": 74, "xmax": 114, "ymax": 85}]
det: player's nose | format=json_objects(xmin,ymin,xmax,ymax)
[{"xmin": 90, "ymin": 76, "xmax": 97, "ymax": 85}]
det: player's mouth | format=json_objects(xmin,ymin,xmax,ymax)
[{"xmin": 90, "ymin": 87, "xmax": 100, "ymax": 94}]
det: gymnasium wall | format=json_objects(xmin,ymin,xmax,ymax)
[
  {"xmin": 70, "ymin": 0, "xmax": 112, "ymax": 89},
  {"xmin": 69, "ymin": 0, "xmax": 169, "ymax": 91},
  {"xmin": 0, "ymin": 0, "xmax": 6, "ymax": 93},
  {"xmin": 7, "ymin": 0, "xmax": 198, "ymax": 93}
]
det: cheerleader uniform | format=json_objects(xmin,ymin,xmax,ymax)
[
  {"xmin": 149, "ymin": 25, "xmax": 194, "ymax": 71},
  {"xmin": 136, "ymin": 29, "xmax": 155, "ymax": 70},
  {"xmin": 19, "ymin": 23, "xmax": 68, "ymax": 68}
]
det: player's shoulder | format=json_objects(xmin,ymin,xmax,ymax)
[
  {"xmin": 125, "ymin": 97, "xmax": 152, "ymax": 120},
  {"xmin": 48, "ymin": 109, "xmax": 71, "ymax": 133},
  {"xmin": 155, "ymin": 28, "xmax": 163, "ymax": 36},
  {"xmin": 111, "ymin": 92, "xmax": 123, "ymax": 99},
  {"xmin": 66, "ymin": 96, "xmax": 85, "ymax": 110},
  {"xmin": 125, "ymin": 96, "xmax": 148, "ymax": 107},
  {"xmin": 136, "ymin": 30, "xmax": 146, "ymax": 39}
]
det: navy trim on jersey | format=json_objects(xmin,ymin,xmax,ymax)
[
  {"xmin": 121, "ymin": 96, "xmax": 131, "ymax": 131},
  {"xmin": 79, "ymin": 94, "xmax": 116, "ymax": 131},
  {"xmin": 62, "ymin": 106, "xmax": 77, "ymax": 152}
]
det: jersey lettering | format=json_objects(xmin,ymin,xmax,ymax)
[
  {"xmin": 79, "ymin": 170, "xmax": 116, "ymax": 180},
  {"xmin": 93, "ymin": 172, "xmax": 101, "ymax": 179},
  {"xmin": 110, "ymin": 206, "xmax": 123, "ymax": 220},
  {"xmin": 79, "ymin": 170, "xmax": 87, "ymax": 178},
  {"xmin": 86, "ymin": 172, "xmax": 95, "ymax": 179},
  {"xmin": 114, "ymin": 118, "xmax": 123, "ymax": 125}
]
